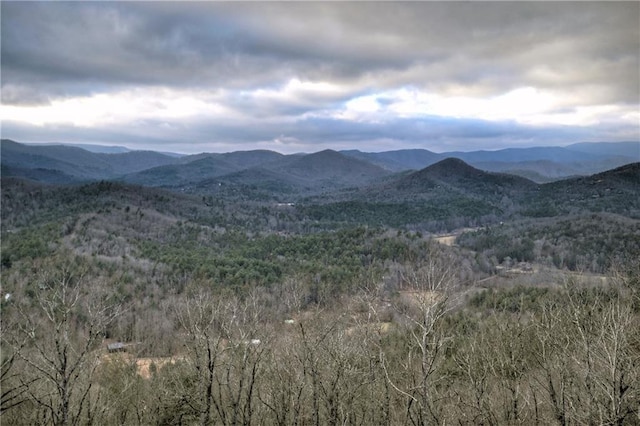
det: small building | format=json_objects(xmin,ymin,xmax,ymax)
[
  {"xmin": 107, "ymin": 342, "xmax": 138, "ymax": 353},
  {"xmin": 107, "ymin": 342, "xmax": 127, "ymax": 353}
]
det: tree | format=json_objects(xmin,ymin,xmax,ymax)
[
  {"xmin": 531, "ymin": 299, "xmax": 572, "ymax": 426},
  {"xmin": 171, "ymin": 290, "xmax": 267, "ymax": 425},
  {"xmin": 563, "ymin": 282, "xmax": 639, "ymax": 425},
  {"xmin": 3, "ymin": 257, "xmax": 121, "ymax": 425},
  {"xmin": 1, "ymin": 315, "xmax": 34, "ymax": 416},
  {"xmin": 452, "ymin": 323, "xmax": 496, "ymax": 425},
  {"xmin": 380, "ymin": 244, "xmax": 460, "ymax": 425}
]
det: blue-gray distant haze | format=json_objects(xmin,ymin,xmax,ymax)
[{"xmin": 1, "ymin": 2, "xmax": 638, "ymax": 154}]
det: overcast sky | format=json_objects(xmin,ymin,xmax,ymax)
[{"xmin": 1, "ymin": 2, "xmax": 638, "ymax": 154}]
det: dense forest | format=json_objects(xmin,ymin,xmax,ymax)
[{"xmin": 1, "ymin": 145, "xmax": 640, "ymax": 425}]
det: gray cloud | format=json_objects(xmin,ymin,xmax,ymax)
[
  {"xmin": 4, "ymin": 2, "xmax": 637, "ymax": 97},
  {"xmin": 3, "ymin": 112, "xmax": 624, "ymax": 155},
  {"xmin": 1, "ymin": 1, "xmax": 638, "ymax": 151}
]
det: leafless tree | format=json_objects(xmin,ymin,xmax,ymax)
[
  {"xmin": 380, "ymin": 245, "xmax": 460, "ymax": 425},
  {"xmin": 529, "ymin": 298, "xmax": 574, "ymax": 426},
  {"xmin": 452, "ymin": 328, "xmax": 496, "ymax": 425},
  {"xmin": 564, "ymin": 281, "xmax": 639, "ymax": 425},
  {"xmin": 1, "ymin": 316, "xmax": 35, "ymax": 415},
  {"xmin": 4, "ymin": 260, "xmax": 121, "ymax": 425},
  {"xmin": 173, "ymin": 290, "xmax": 268, "ymax": 425}
]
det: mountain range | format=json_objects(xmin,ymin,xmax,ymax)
[
  {"xmin": 2, "ymin": 139, "xmax": 638, "ymax": 232},
  {"xmin": 1, "ymin": 139, "xmax": 638, "ymax": 194}
]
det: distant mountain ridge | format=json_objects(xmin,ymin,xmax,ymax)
[
  {"xmin": 0, "ymin": 139, "xmax": 178, "ymax": 180},
  {"xmin": 341, "ymin": 142, "xmax": 638, "ymax": 180},
  {"xmin": 189, "ymin": 149, "xmax": 392, "ymax": 196},
  {"xmin": 278, "ymin": 149, "xmax": 389, "ymax": 182},
  {"xmin": 341, "ymin": 148, "xmax": 442, "ymax": 171},
  {"xmin": 27, "ymin": 142, "xmax": 133, "ymax": 154},
  {"xmin": 565, "ymin": 141, "xmax": 640, "ymax": 158},
  {"xmin": 2, "ymin": 139, "xmax": 637, "ymax": 190},
  {"xmin": 405, "ymin": 157, "xmax": 536, "ymax": 187},
  {"xmin": 3, "ymin": 138, "xmax": 638, "ymax": 229},
  {"xmin": 352, "ymin": 157, "xmax": 537, "ymax": 205}
]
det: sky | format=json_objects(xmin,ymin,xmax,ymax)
[{"xmin": 1, "ymin": 1, "xmax": 639, "ymax": 154}]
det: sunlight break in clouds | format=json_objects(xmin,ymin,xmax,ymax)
[
  {"xmin": 1, "ymin": 2, "xmax": 638, "ymax": 152},
  {"xmin": 2, "ymin": 85, "xmax": 627, "ymax": 131},
  {"xmin": 337, "ymin": 87, "xmax": 558, "ymax": 124},
  {"xmin": 1, "ymin": 88, "xmax": 229, "ymax": 128}
]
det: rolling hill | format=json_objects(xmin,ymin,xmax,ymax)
[
  {"xmin": 2, "ymin": 139, "xmax": 638, "ymax": 191},
  {"xmin": 343, "ymin": 142, "xmax": 639, "ymax": 181},
  {"xmin": 272, "ymin": 149, "xmax": 390, "ymax": 186},
  {"xmin": 1, "ymin": 139, "xmax": 179, "ymax": 180},
  {"xmin": 565, "ymin": 141, "xmax": 640, "ymax": 158},
  {"xmin": 190, "ymin": 150, "xmax": 393, "ymax": 197},
  {"xmin": 341, "ymin": 148, "xmax": 443, "ymax": 171},
  {"xmin": 351, "ymin": 158, "xmax": 537, "ymax": 203},
  {"xmin": 121, "ymin": 156, "xmax": 239, "ymax": 187}
]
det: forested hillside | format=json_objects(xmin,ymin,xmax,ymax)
[
  {"xmin": 1, "ymin": 151, "xmax": 639, "ymax": 425},
  {"xmin": 4, "ymin": 140, "xmax": 638, "ymax": 186}
]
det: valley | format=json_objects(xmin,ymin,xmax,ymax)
[{"xmin": 1, "ymin": 140, "xmax": 639, "ymax": 425}]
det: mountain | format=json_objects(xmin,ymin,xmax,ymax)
[
  {"xmin": 473, "ymin": 160, "xmax": 585, "ymax": 182},
  {"xmin": 2, "ymin": 141, "xmax": 390, "ymax": 190},
  {"xmin": 104, "ymin": 151, "xmax": 183, "ymax": 175},
  {"xmin": 0, "ymin": 178, "xmax": 210, "ymax": 232},
  {"xmin": 565, "ymin": 141, "xmax": 639, "ymax": 159},
  {"xmin": 192, "ymin": 167, "xmax": 302, "ymax": 199},
  {"xmin": 28, "ymin": 142, "xmax": 132, "ymax": 154},
  {"xmin": 276, "ymin": 150, "xmax": 389, "ymax": 183},
  {"xmin": 345, "ymin": 143, "xmax": 639, "ymax": 180},
  {"xmin": 341, "ymin": 149, "xmax": 443, "ymax": 171},
  {"xmin": 300, "ymin": 158, "xmax": 535, "ymax": 227},
  {"xmin": 299, "ymin": 158, "xmax": 639, "ymax": 230},
  {"xmin": 0, "ymin": 164, "xmax": 81, "ymax": 185},
  {"xmin": 199, "ymin": 150, "xmax": 393, "ymax": 196},
  {"xmin": 1, "ymin": 139, "xmax": 115, "ymax": 179},
  {"xmin": 217, "ymin": 150, "xmax": 285, "ymax": 169},
  {"xmin": 475, "ymin": 157, "xmax": 639, "ymax": 183},
  {"xmin": 450, "ymin": 146, "xmax": 600, "ymax": 164},
  {"xmin": 1, "ymin": 139, "xmax": 178, "ymax": 181},
  {"xmin": 3, "ymin": 141, "xmax": 638, "ymax": 232},
  {"xmin": 122, "ymin": 150, "xmax": 287, "ymax": 189},
  {"xmin": 3, "ymin": 139, "xmax": 638, "ymax": 189},
  {"xmin": 343, "ymin": 146, "xmax": 617, "ymax": 173},
  {"xmin": 514, "ymin": 162, "xmax": 640, "ymax": 218},
  {"xmin": 393, "ymin": 158, "xmax": 536, "ymax": 195},
  {"xmin": 597, "ymin": 161, "xmax": 640, "ymax": 182},
  {"xmin": 541, "ymin": 162, "xmax": 640, "ymax": 195},
  {"xmin": 122, "ymin": 156, "xmax": 239, "ymax": 187}
]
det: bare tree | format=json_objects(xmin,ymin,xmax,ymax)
[
  {"xmin": 564, "ymin": 282, "xmax": 639, "ymax": 426},
  {"xmin": 487, "ymin": 315, "xmax": 534, "ymax": 425},
  {"xmin": 173, "ymin": 292, "xmax": 230, "ymax": 425},
  {"xmin": 530, "ymin": 299, "xmax": 572, "ymax": 426},
  {"xmin": 173, "ymin": 290, "xmax": 268, "ymax": 425},
  {"xmin": 452, "ymin": 329, "xmax": 496, "ymax": 425},
  {"xmin": 1, "ymin": 316, "xmax": 35, "ymax": 415},
  {"xmin": 4, "ymin": 259, "xmax": 121, "ymax": 426},
  {"xmin": 258, "ymin": 327, "xmax": 310, "ymax": 426},
  {"xmin": 259, "ymin": 307, "xmax": 386, "ymax": 426},
  {"xmin": 380, "ymin": 245, "xmax": 460, "ymax": 425}
]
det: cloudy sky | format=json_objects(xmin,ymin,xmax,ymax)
[{"xmin": 1, "ymin": 2, "xmax": 638, "ymax": 154}]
